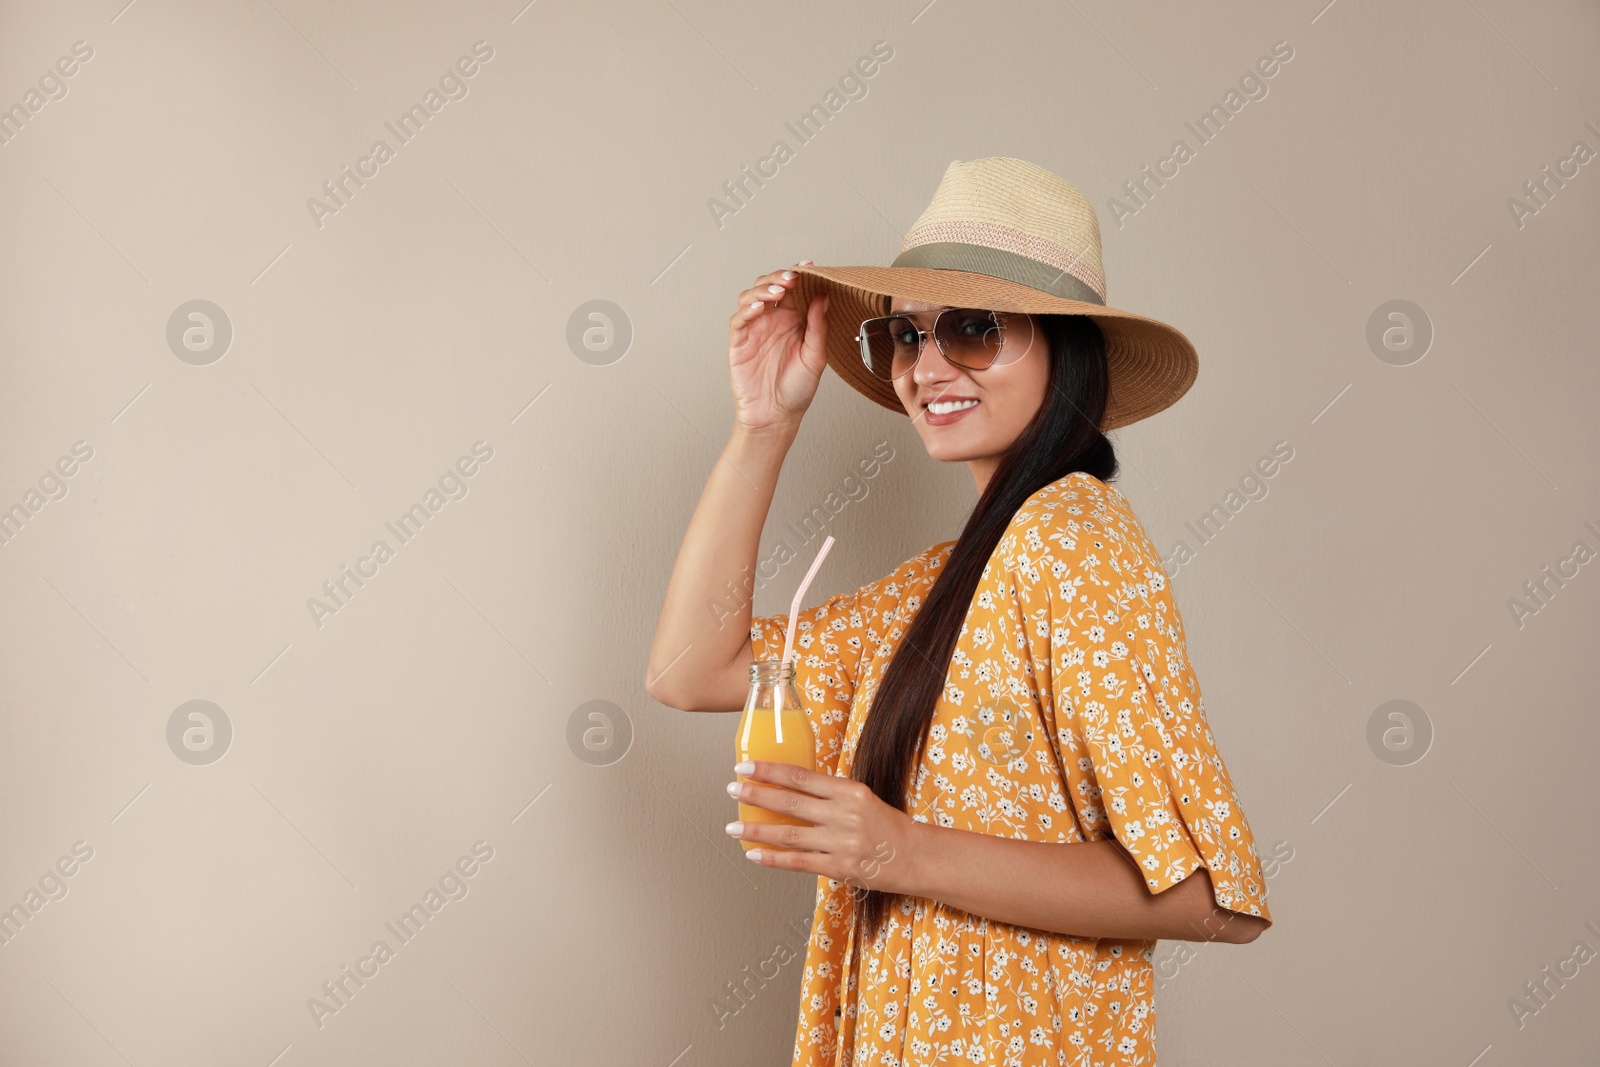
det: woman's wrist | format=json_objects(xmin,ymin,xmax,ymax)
[
  {"xmin": 728, "ymin": 417, "xmax": 801, "ymax": 453},
  {"xmin": 891, "ymin": 816, "xmax": 939, "ymax": 898},
  {"xmin": 717, "ymin": 419, "xmax": 797, "ymax": 492}
]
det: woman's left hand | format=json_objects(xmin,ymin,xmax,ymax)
[{"xmin": 725, "ymin": 760, "xmax": 921, "ymax": 895}]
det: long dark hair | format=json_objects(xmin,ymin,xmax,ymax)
[{"xmin": 849, "ymin": 309, "xmax": 1118, "ymax": 944}]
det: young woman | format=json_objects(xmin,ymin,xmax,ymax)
[{"xmin": 648, "ymin": 158, "xmax": 1273, "ymax": 1066}]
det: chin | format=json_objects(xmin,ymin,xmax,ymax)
[{"xmin": 917, "ymin": 433, "xmax": 986, "ymax": 464}]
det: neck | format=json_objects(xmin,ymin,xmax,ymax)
[{"xmin": 968, "ymin": 456, "xmax": 998, "ymax": 497}]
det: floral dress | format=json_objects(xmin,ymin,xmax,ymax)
[{"xmin": 749, "ymin": 471, "xmax": 1273, "ymax": 1066}]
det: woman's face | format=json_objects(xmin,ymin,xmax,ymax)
[{"xmin": 887, "ymin": 299, "xmax": 1050, "ymax": 475}]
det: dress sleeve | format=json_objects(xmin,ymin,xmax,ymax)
[
  {"xmin": 749, "ymin": 586, "xmax": 870, "ymax": 778},
  {"xmin": 1008, "ymin": 482, "xmax": 1273, "ymax": 924}
]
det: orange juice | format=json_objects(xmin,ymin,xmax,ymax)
[{"xmin": 735, "ymin": 660, "xmax": 816, "ymax": 852}]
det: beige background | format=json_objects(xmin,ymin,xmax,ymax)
[{"xmin": 1, "ymin": 0, "xmax": 1598, "ymax": 1063}]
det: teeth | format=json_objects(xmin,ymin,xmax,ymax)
[{"xmin": 927, "ymin": 399, "xmax": 979, "ymax": 415}]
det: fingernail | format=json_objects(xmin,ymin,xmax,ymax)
[
  {"xmin": 799, "ymin": 259, "xmax": 814, "ymax": 265},
  {"xmin": 781, "ymin": 270, "xmax": 794, "ymax": 280},
  {"xmin": 749, "ymin": 301, "xmax": 762, "ymax": 310},
  {"xmin": 745, "ymin": 849, "xmax": 763, "ymax": 862},
  {"xmin": 733, "ymin": 761, "xmax": 755, "ymax": 775},
  {"xmin": 767, "ymin": 284, "xmax": 783, "ymax": 294},
  {"xmin": 725, "ymin": 781, "xmax": 742, "ymax": 797},
  {"xmin": 724, "ymin": 821, "xmax": 743, "ymax": 836}
]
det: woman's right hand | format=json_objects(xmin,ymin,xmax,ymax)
[{"xmin": 727, "ymin": 262, "xmax": 830, "ymax": 434}]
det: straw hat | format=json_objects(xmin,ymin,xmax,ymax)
[{"xmin": 789, "ymin": 156, "xmax": 1198, "ymax": 431}]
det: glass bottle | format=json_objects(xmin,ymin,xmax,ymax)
[{"xmin": 733, "ymin": 658, "xmax": 817, "ymax": 852}]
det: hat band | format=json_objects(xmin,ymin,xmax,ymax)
[{"xmin": 889, "ymin": 242, "xmax": 1107, "ymax": 306}]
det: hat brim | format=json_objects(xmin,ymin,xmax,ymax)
[{"xmin": 790, "ymin": 265, "xmax": 1198, "ymax": 432}]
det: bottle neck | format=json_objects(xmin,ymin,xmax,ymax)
[{"xmin": 749, "ymin": 658, "xmax": 796, "ymax": 685}]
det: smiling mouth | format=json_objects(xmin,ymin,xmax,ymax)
[{"xmin": 924, "ymin": 398, "xmax": 979, "ymax": 415}]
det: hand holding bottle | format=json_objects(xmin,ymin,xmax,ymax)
[{"xmin": 731, "ymin": 659, "xmax": 817, "ymax": 852}]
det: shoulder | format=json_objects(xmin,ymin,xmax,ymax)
[
  {"xmin": 1014, "ymin": 470, "xmax": 1129, "ymax": 531},
  {"xmin": 861, "ymin": 539, "xmax": 955, "ymax": 610},
  {"xmin": 998, "ymin": 472, "xmax": 1170, "ymax": 597},
  {"xmin": 802, "ymin": 540, "xmax": 955, "ymax": 653},
  {"xmin": 1003, "ymin": 470, "xmax": 1135, "ymax": 550}
]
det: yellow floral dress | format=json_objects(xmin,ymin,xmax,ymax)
[{"xmin": 749, "ymin": 471, "xmax": 1273, "ymax": 1066}]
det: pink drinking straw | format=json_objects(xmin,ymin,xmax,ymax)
[
  {"xmin": 782, "ymin": 535, "xmax": 836, "ymax": 668},
  {"xmin": 769, "ymin": 535, "xmax": 835, "ymax": 743}
]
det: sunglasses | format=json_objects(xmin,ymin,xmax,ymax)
[{"xmin": 855, "ymin": 307, "xmax": 1033, "ymax": 382}]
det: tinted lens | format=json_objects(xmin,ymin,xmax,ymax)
[
  {"xmin": 859, "ymin": 309, "xmax": 1028, "ymax": 379},
  {"xmin": 935, "ymin": 309, "xmax": 1005, "ymax": 368},
  {"xmin": 859, "ymin": 316, "xmax": 921, "ymax": 380}
]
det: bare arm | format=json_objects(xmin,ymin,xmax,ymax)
[
  {"xmin": 727, "ymin": 762, "xmax": 1270, "ymax": 943},
  {"xmin": 645, "ymin": 424, "xmax": 795, "ymax": 711},
  {"xmin": 904, "ymin": 823, "xmax": 1270, "ymax": 943},
  {"xmin": 645, "ymin": 264, "xmax": 832, "ymax": 712}
]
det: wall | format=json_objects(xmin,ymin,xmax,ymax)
[{"xmin": 1, "ymin": 1, "xmax": 1597, "ymax": 1063}]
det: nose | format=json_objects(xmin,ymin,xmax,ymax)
[{"xmin": 911, "ymin": 333, "xmax": 961, "ymax": 391}]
